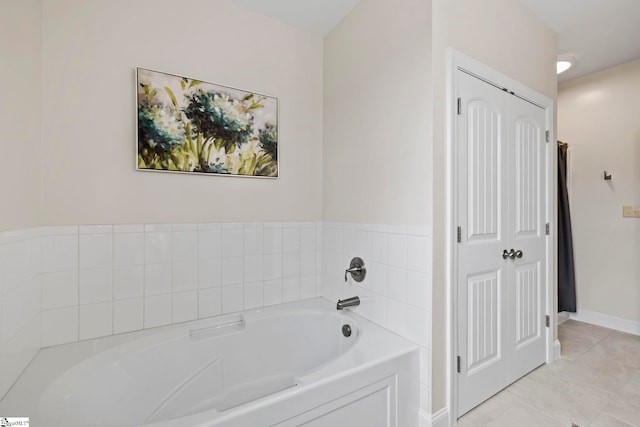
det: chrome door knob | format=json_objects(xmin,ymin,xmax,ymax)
[
  {"xmin": 515, "ymin": 250, "xmax": 523, "ymax": 259},
  {"xmin": 502, "ymin": 249, "xmax": 516, "ymax": 260}
]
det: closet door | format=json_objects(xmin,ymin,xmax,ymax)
[
  {"xmin": 456, "ymin": 70, "xmax": 547, "ymax": 417},
  {"xmin": 456, "ymin": 71, "xmax": 510, "ymax": 416},
  {"xmin": 507, "ymin": 95, "xmax": 547, "ymax": 381}
]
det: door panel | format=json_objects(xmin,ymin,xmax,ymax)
[
  {"xmin": 515, "ymin": 262, "xmax": 540, "ymax": 348},
  {"xmin": 508, "ymin": 96, "xmax": 547, "ymax": 381},
  {"xmin": 514, "ymin": 118, "xmax": 540, "ymax": 236},
  {"xmin": 467, "ymin": 271, "xmax": 501, "ymax": 375},
  {"xmin": 456, "ymin": 70, "xmax": 547, "ymax": 417},
  {"xmin": 456, "ymin": 71, "xmax": 509, "ymax": 416},
  {"xmin": 468, "ymin": 100, "xmax": 501, "ymax": 242}
]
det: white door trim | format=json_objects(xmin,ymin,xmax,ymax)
[{"xmin": 446, "ymin": 49, "xmax": 555, "ymax": 423}]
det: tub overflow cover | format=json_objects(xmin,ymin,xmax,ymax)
[{"xmin": 342, "ymin": 324, "xmax": 352, "ymax": 337}]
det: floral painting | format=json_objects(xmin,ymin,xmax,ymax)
[{"xmin": 136, "ymin": 68, "xmax": 278, "ymax": 177}]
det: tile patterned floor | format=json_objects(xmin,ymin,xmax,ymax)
[{"xmin": 456, "ymin": 320, "xmax": 640, "ymax": 427}]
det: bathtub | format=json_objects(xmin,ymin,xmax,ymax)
[{"xmin": 0, "ymin": 298, "xmax": 419, "ymax": 426}]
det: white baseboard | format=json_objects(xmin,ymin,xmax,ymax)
[
  {"xmin": 432, "ymin": 408, "xmax": 450, "ymax": 427},
  {"xmin": 557, "ymin": 311, "xmax": 570, "ymax": 324},
  {"xmin": 419, "ymin": 407, "xmax": 450, "ymax": 427},
  {"xmin": 419, "ymin": 410, "xmax": 430, "ymax": 427},
  {"xmin": 553, "ymin": 339, "xmax": 561, "ymax": 360},
  {"xmin": 570, "ymin": 309, "xmax": 640, "ymax": 336}
]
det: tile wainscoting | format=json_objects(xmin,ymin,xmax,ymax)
[
  {"xmin": 0, "ymin": 221, "xmax": 322, "ymax": 399},
  {"xmin": 0, "ymin": 228, "xmax": 42, "ymax": 397},
  {"xmin": 0, "ymin": 220, "xmax": 435, "ymax": 415},
  {"xmin": 320, "ymin": 222, "xmax": 433, "ymax": 415},
  {"xmin": 39, "ymin": 222, "xmax": 323, "ymax": 346}
]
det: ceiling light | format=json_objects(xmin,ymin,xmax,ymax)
[{"xmin": 557, "ymin": 54, "xmax": 577, "ymax": 75}]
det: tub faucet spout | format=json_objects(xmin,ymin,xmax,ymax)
[{"xmin": 336, "ymin": 296, "xmax": 360, "ymax": 310}]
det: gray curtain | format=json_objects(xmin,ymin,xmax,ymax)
[{"xmin": 558, "ymin": 141, "xmax": 576, "ymax": 312}]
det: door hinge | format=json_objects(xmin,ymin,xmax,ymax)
[
  {"xmin": 546, "ymin": 315, "xmax": 550, "ymax": 328},
  {"xmin": 545, "ymin": 130, "xmax": 550, "ymax": 143},
  {"xmin": 545, "ymin": 223, "xmax": 550, "ymax": 235},
  {"xmin": 457, "ymin": 97, "xmax": 462, "ymax": 115},
  {"xmin": 457, "ymin": 226, "xmax": 462, "ymax": 243},
  {"xmin": 457, "ymin": 356, "xmax": 461, "ymax": 373}
]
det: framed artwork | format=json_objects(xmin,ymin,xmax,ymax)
[{"xmin": 136, "ymin": 68, "xmax": 278, "ymax": 177}]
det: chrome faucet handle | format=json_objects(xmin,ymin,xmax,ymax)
[
  {"xmin": 344, "ymin": 257, "xmax": 366, "ymax": 282},
  {"xmin": 344, "ymin": 266, "xmax": 362, "ymax": 282}
]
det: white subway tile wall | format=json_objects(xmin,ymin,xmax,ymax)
[
  {"xmin": 0, "ymin": 228, "xmax": 42, "ymax": 398},
  {"xmin": 0, "ymin": 220, "xmax": 431, "ymax": 409},
  {"xmin": 36, "ymin": 222, "xmax": 323, "ymax": 349},
  {"xmin": 79, "ymin": 301, "xmax": 113, "ymax": 340},
  {"xmin": 320, "ymin": 222, "xmax": 432, "ymax": 414},
  {"xmin": 113, "ymin": 298, "xmax": 143, "ymax": 334},
  {"xmin": 0, "ymin": 221, "xmax": 321, "ymax": 401}
]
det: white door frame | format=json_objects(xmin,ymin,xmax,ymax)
[{"xmin": 446, "ymin": 49, "xmax": 555, "ymax": 423}]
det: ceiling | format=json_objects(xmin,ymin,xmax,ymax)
[
  {"xmin": 227, "ymin": 0, "xmax": 360, "ymax": 36},
  {"xmin": 229, "ymin": 0, "xmax": 640, "ymax": 83},
  {"xmin": 517, "ymin": 0, "xmax": 640, "ymax": 82}
]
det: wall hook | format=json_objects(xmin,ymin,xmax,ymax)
[{"xmin": 604, "ymin": 171, "xmax": 612, "ymax": 180}]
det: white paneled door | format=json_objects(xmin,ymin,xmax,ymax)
[{"xmin": 456, "ymin": 70, "xmax": 547, "ymax": 417}]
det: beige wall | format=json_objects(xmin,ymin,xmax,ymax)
[
  {"xmin": 430, "ymin": 0, "xmax": 557, "ymax": 413},
  {"xmin": 41, "ymin": 0, "xmax": 323, "ymax": 225},
  {"xmin": 558, "ymin": 59, "xmax": 640, "ymax": 323},
  {"xmin": 323, "ymin": 0, "xmax": 433, "ymax": 415},
  {"xmin": 323, "ymin": 0, "xmax": 432, "ymax": 227},
  {"xmin": 0, "ymin": 0, "xmax": 42, "ymax": 231}
]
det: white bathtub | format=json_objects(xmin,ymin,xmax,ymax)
[{"xmin": 0, "ymin": 298, "xmax": 419, "ymax": 426}]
